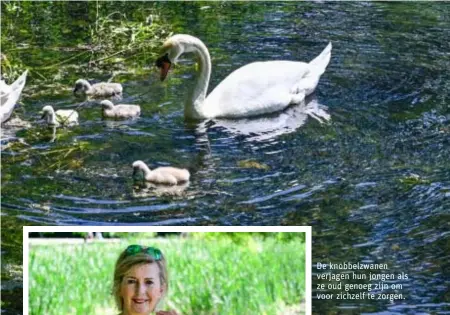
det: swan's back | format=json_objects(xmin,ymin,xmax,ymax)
[
  {"xmin": 90, "ymin": 82, "xmax": 123, "ymax": 97},
  {"xmin": 155, "ymin": 167, "xmax": 190, "ymax": 181},
  {"xmin": 148, "ymin": 167, "xmax": 190, "ymax": 185},
  {"xmin": 103, "ymin": 104, "xmax": 140, "ymax": 118},
  {"xmin": 203, "ymin": 61, "xmax": 309, "ymax": 118},
  {"xmin": 56, "ymin": 109, "xmax": 79, "ymax": 125},
  {"xmin": 203, "ymin": 43, "xmax": 331, "ymax": 119}
]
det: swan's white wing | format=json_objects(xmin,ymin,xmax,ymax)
[
  {"xmin": 201, "ymin": 42, "xmax": 332, "ymax": 119},
  {"xmin": 1, "ymin": 70, "xmax": 28, "ymax": 102},
  {"xmin": 204, "ymin": 61, "xmax": 310, "ymax": 118},
  {"xmin": 0, "ymin": 80, "xmax": 12, "ymax": 97},
  {"xmin": 0, "ymin": 87, "xmax": 18, "ymax": 123},
  {"xmin": 1, "ymin": 70, "xmax": 28, "ymax": 123},
  {"xmin": 10, "ymin": 70, "xmax": 28, "ymax": 93}
]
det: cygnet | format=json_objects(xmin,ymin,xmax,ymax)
[
  {"xmin": 100, "ymin": 100, "xmax": 140, "ymax": 119},
  {"xmin": 132, "ymin": 160, "xmax": 190, "ymax": 185},
  {"xmin": 41, "ymin": 105, "xmax": 78, "ymax": 126},
  {"xmin": 73, "ymin": 79, "xmax": 122, "ymax": 98}
]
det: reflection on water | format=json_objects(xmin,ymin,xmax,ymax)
[
  {"xmin": 202, "ymin": 96, "xmax": 330, "ymax": 142},
  {"xmin": 133, "ymin": 181, "xmax": 190, "ymax": 198},
  {"xmin": 1, "ymin": 1, "xmax": 450, "ymax": 314}
]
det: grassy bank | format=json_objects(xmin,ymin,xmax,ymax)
[{"xmin": 29, "ymin": 234, "xmax": 305, "ymax": 315}]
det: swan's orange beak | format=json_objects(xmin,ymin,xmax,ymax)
[{"xmin": 155, "ymin": 54, "xmax": 172, "ymax": 81}]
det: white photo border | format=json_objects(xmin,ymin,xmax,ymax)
[{"xmin": 23, "ymin": 225, "xmax": 312, "ymax": 315}]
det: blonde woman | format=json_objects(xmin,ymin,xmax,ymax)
[{"xmin": 113, "ymin": 245, "xmax": 178, "ymax": 315}]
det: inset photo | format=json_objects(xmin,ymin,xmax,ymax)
[{"xmin": 24, "ymin": 226, "xmax": 311, "ymax": 315}]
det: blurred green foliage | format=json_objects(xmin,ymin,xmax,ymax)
[
  {"xmin": 192, "ymin": 232, "xmax": 306, "ymax": 244},
  {"xmin": 29, "ymin": 232, "xmax": 305, "ymax": 243},
  {"xmin": 29, "ymin": 232, "xmax": 157, "ymax": 238}
]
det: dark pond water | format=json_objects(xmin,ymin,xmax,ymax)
[{"xmin": 1, "ymin": 2, "xmax": 449, "ymax": 314}]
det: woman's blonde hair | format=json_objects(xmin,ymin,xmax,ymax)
[{"xmin": 112, "ymin": 246, "xmax": 168, "ymax": 312}]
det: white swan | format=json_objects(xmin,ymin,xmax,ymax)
[
  {"xmin": 100, "ymin": 100, "xmax": 140, "ymax": 119},
  {"xmin": 1, "ymin": 70, "xmax": 28, "ymax": 123},
  {"xmin": 41, "ymin": 105, "xmax": 79, "ymax": 126},
  {"xmin": 132, "ymin": 160, "xmax": 190, "ymax": 185},
  {"xmin": 155, "ymin": 34, "xmax": 331, "ymax": 119}
]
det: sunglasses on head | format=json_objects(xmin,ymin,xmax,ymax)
[{"xmin": 125, "ymin": 245, "xmax": 162, "ymax": 260}]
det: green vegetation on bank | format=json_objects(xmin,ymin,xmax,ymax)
[
  {"xmin": 29, "ymin": 233, "xmax": 305, "ymax": 315},
  {"xmin": 1, "ymin": 1, "xmax": 172, "ymax": 94}
]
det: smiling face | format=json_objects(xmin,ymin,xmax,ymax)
[{"xmin": 120, "ymin": 263, "xmax": 164, "ymax": 315}]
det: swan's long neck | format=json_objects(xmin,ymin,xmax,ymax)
[
  {"xmin": 185, "ymin": 38, "xmax": 211, "ymax": 119},
  {"xmin": 141, "ymin": 164, "xmax": 153, "ymax": 180}
]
